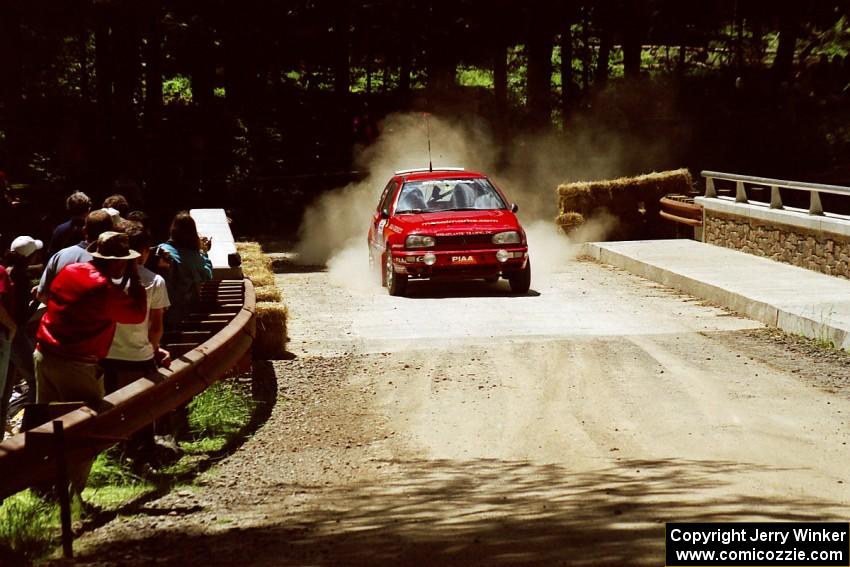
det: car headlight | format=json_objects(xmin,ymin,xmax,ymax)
[
  {"xmin": 492, "ymin": 231, "xmax": 521, "ymax": 245},
  {"xmin": 405, "ymin": 235, "xmax": 436, "ymax": 248}
]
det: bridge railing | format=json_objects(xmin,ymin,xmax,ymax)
[
  {"xmin": 701, "ymin": 170, "xmax": 850, "ymax": 217},
  {"xmin": 0, "ymin": 278, "xmax": 256, "ymax": 500}
]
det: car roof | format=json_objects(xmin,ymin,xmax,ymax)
[{"xmin": 397, "ymin": 169, "xmax": 487, "ymax": 183}]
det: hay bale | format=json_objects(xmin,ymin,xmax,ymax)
[
  {"xmin": 556, "ymin": 212, "xmax": 585, "ymax": 235},
  {"xmin": 245, "ymin": 270, "xmax": 276, "ymax": 288},
  {"xmin": 236, "ymin": 241, "xmax": 280, "ymax": 294},
  {"xmin": 556, "ymin": 169, "xmax": 692, "ymax": 240},
  {"xmin": 255, "ymin": 285, "xmax": 282, "ymax": 303},
  {"xmin": 253, "ymin": 302, "xmax": 288, "ymax": 359},
  {"xmin": 557, "ymin": 169, "xmax": 692, "ymax": 210},
  {"xmin": 234, "ymin": 241, "xmax": 288, "ymax": 358}
]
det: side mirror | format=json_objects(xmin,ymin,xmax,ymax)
[
  {"xmin": 380, "ymin": 210, "xmax": 389, "ymax": 219},
  {"xmin": 510, "ymin": 203, "xmax": 519, "ymax": 213}
]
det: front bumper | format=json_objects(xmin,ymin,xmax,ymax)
[{"xmin": 391, "ymin": 247, "xmax": 529, "ymax": 279}]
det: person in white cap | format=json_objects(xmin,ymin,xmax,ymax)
[{"xmin": 1, "ymin": 236, "xmax": 43, "ymax": 420}]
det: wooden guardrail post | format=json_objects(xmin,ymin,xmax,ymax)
[{"xmin": 52, "ymin": 420, "xmax": 73, "ymax": 559}]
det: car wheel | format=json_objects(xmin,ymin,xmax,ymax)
[
  {"xmin": 508, "ymin": 260, "xmax": 531, "ymax": 294},
  {"xmin": 386, "ymin": 250, "xmax": 407, "ymax": 296}
]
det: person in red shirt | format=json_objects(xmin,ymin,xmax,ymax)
[{"xmin": 34, "ymin": 231, "xmax": 147, "ymax": 405}]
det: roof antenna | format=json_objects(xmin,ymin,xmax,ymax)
[{"xmin": 425, "ymin": 113, "xmax": 433, "ymax": 172}]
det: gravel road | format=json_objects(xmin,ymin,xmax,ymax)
[{"xmin": 60, "ymin": 258, "xmax": 850, "ymax": 566}]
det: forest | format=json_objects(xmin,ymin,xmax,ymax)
[{"xmin": 2, "ymin": 1, "xmax": 850, "ymax": 238}]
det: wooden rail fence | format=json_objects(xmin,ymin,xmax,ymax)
[{"xmin": 0, "ymin": 278, "xmax": 256, "ymax": 500}]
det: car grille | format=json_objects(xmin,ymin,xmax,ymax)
[{"xmin": 435, "ymin": 234, "xmax": 493, "ymax": 248}]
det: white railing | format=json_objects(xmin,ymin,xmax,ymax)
[{"xmin": 701, "ymin": 170, "xmax": 850, "ymax": 216}]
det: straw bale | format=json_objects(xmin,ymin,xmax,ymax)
[
  {"xmin": 253, "ymin": 302, "xmax": 288, "ymax": 359},
  {"xmin": 556, "ymin": 169, "xmax": 692, "ymax": 217},
  {"xmin": 236, "ymin": 241, "xmax": 279, "ymax": 292},
  {"xmin": 234, "ymin": 241, "xmax": 288, "ymax": 358},
  {"xmin": 555, "ymin": 212, "xmax": 585, "ymax": 235},
  {"xmin": 255, "ymin": 285, "xmax": 282, "ymax": 303}
]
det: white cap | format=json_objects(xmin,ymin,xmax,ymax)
[
  {"xmin": 102, "ymin": 207, "xmax": 123, "ymax": 225},
  {"xmin": 10, "ymin": 236, "xmax": 43, "ymax": 258}
]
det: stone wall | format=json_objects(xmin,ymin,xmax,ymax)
[{"xmin": 704, "ymin": 210, "xmax": 850, "ymax": 279}]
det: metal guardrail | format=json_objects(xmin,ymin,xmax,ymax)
[
  {"xmin": 0, "ymin": 278, "xmax": 256, "ymax": 500},
  {"xmin": 659, "ymin": 195, "xmax": 703, "ymax": 227},
  {"xmin": 701, "ymin": 170, "xmax": 850, "ymax": 216}
]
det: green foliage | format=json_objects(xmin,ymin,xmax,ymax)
[
  {"xmin": 163, "ymin": 74, "xmax": 193, "ymax": 105},
  {"xmin": 0, "ymin": 491, "xmax": 60, "ymax": 558},
  {"xmin": 456, "ymin": 66, "xmax": 493, "ymax": 88},
  {"xmin": 87, "ymin": 446, "xmax": 145, "ymax": 488},
  {"xmin": 187, "ymin": 381, "xmax": 256, "ymax": 438}
]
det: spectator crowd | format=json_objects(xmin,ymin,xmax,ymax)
[{"xmin": 0, "ymin": 191, "xmax": 214, "ymax": 492}]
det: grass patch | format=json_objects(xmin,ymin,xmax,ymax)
[
  {"xmin": 0, "ymin": 491, "xmax": 60, "ymax": 559},
  {"xmin": 0, "ymin": 378, "xmax": 259, "ymax": 561},
  {"xmin": 188, "ymin": 381, "xmax": 256, "ymax": 439}
]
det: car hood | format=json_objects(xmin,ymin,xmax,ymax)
[{"xmin": 392, "ymin": 209, "xmax": 521, "ymax": 235}]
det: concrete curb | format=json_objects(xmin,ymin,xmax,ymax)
[{"xmin": 581, "ymin": 241, "xmax": 850, "ymax": 350}]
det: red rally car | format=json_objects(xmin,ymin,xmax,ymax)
[{"xmin": 368, "ymin": 168, "xmax": 531, "ymax": 296}]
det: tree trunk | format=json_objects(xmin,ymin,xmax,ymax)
[
  {"xmin": 560, "ymin": 27, "xmax": 573, "ymax": 125},
  {"xmin": 397, "ymin": 3, "xmax": 411, "ymax": 93},
  {"xmin": 399, "ymin": 51, "xmax": 411, "ymax": 93},
  {"xmin": 427, "ymin": 1, "xmax": 455, "ymax": 92},
  {"xmin": 223, "ymin": 20, "xmax": 254, "ymax": 112},
  {"xmin": 527, "ymin": 5, "xmax": 554, "ymax": 126},
  {"xmin": 582, "ymin": 7, "xmax": 591, "ymax": 91},
  {"xmin": 190, "ymin": 17, "xmax": 215, "ymax": 108},
  {"xmin": 112, "ymin": 4, "xmax": 140, "ymax": 151},
  {"xmin": 493, "ymin": 41, "xmax": 508, "ymax": 110},
  {"xmin": 144, "ymin": 0, "xmax": 162, "ymax": 127},
  {"xmin": 734, "ymin": 0, "xmax": 743, "ymax": 72},
  {"xmin": 595, "ymin": 1, "xmax": 613, "ymax": 87},
  {"xmin": 334, "ymin": 6, "xmax": 350, "ymax": 97},
  {"xmin": 94, "ymin": 2, "xmax": 114, "ymax": 179},
  {"xmin": 0, "ymin": 3, "xmax": 23, "ymax": 177},
  {"xmin": 773, "ymin": 5, "xmax": 798, "ymax": 80},
  {"xmin": 622, "ymin": 0, "xmax": 643, "ymax": 80},
  {"xmin": 78, "ymin": 1, "xmax": 90, "ymax": 102}
]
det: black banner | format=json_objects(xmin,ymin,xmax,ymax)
[{"xmin": 667, "ymin": 523, "xmax": 849, "ymax": 566}]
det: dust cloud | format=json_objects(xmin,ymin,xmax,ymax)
[
  {"xmin": 296, "ymin": 111, "xmax": 647, "ymax": 290},
  {"xmin": 296, "ymin": 113, "xmax": 497, "ymax": 266},
  {"xmin": 524, "ymin": 212, "xmax": 617, "ymax": 286}
]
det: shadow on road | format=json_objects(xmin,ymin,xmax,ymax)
[
  {"xmin": 69, "ymin": 457, "xmax": 837, "ymax": 566},
  {"xmin": 404, "ymin": 279, "xmax": 541, "ymax": 299}
]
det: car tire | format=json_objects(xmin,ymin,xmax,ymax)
[
  {"xmin": 508, "ymin": 260, "xmax": 531, "ymax": 294},
  {"xmin": 386, "ymin": 250, "xmax": 407, "ymax": 296}
]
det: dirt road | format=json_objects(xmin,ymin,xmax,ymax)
[{"xmin": 67, "ymin": 258, "xmax": 850, "ymax": 566}]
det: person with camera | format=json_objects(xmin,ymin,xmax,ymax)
[
  {"xmin": 157, "ymin": 211, "xmax": 213, "ymax": 330},
  {"xmin": 101, "ymin": 222, "xmax": 171, "ymax": 393}
]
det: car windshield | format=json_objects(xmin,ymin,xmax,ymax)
[{"xmin": 395, "ymin": 178, "xmax": 507, "ymax": 214}]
